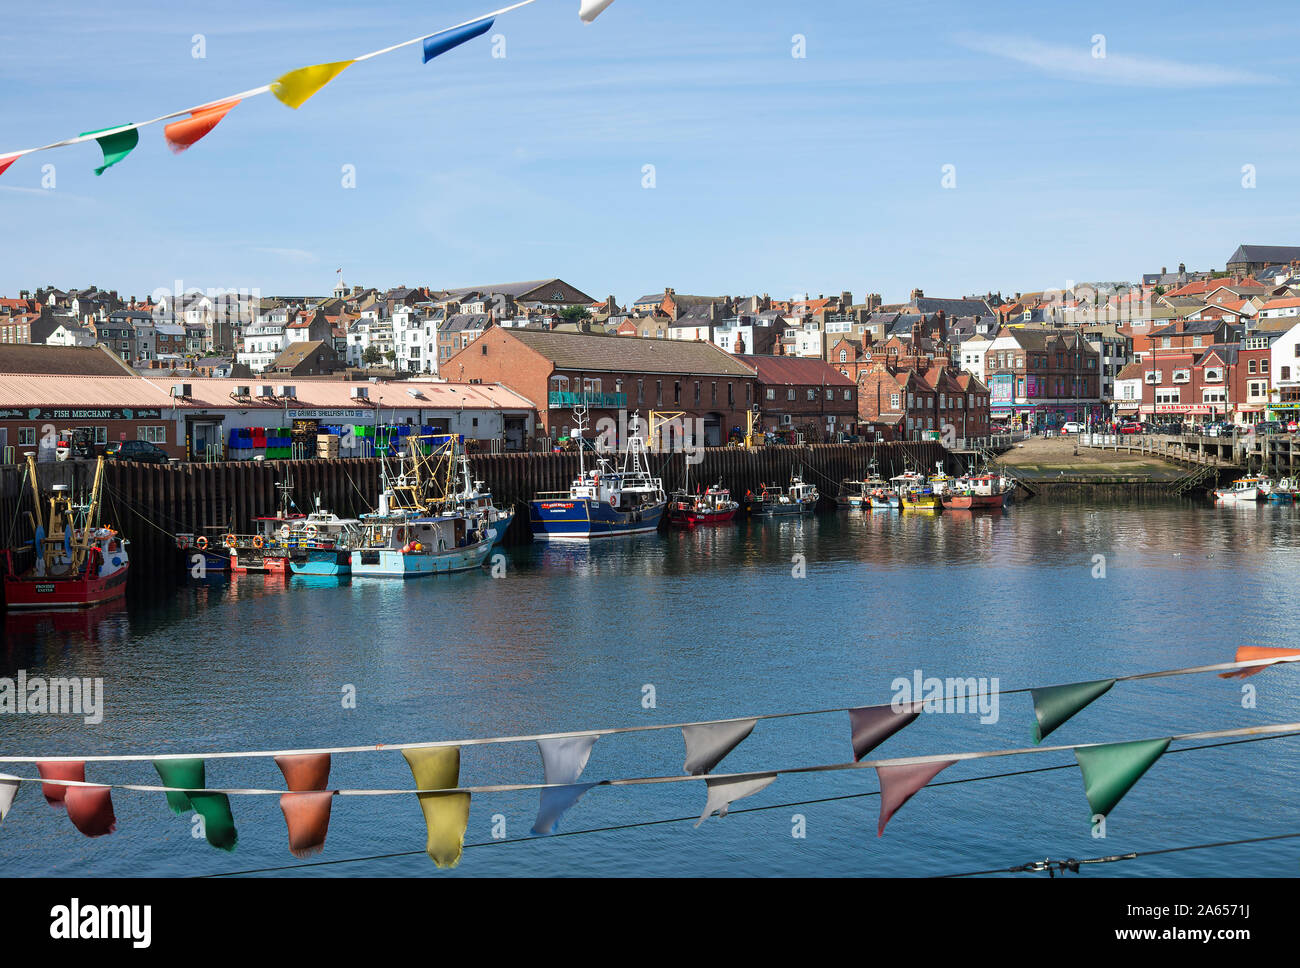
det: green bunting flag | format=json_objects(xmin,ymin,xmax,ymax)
[
  {"xmin": 80, "ymin": 125, "xmax": 139, "ymax": 175},
  {"xmin": 153, "ymin": 758, "xmax": 200, "ymax": 814},
  {"xmin": 154, "ymin": 758, "xmax": 237, "ymax": 850},
  {"xmin": 1030, "ymin": 679, "xmax": 1116, "ymax": 743},
  {"xmin": 1075, "ymin": 737, "xmax": 1171, "ymax": 818}
]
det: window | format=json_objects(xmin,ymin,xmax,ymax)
[
  {"xmin": 1249, "ymin": 359, "xmax": 1257, "ymax": 374},
  {"xmin": 1161, "ymin": 338, "xmax": 1171, "ymax": 349},
  {"xmin": 637, "ymin": 379, "xmax": 644, "ymax": 405},
  {"xmin": 839, "ymin": 349, "xmax": 847, "ymax": 363},
  {"xmin": 1262, "ymin": 359, "xmax": 1270, "ymax": 373},
  {"xmin": 843, "ymin": 389, "xmax": 851, "ymax": 401},
  {"xmin": 825, "ymin": 388, "xmax": 834, "ymax": 401},
  {"xmin": 93, "ymin": 427, "xmax": 108, "ymax": 445},
  {"xmin": 694, "ymin": 382, "xmax": 701, "ymax": 405},
  {"xmin": 711, "ymin": 382, "xmax": 717, "ymax": 404},
  {"xmin": 807, "ymin": 389, "xmax": 816, "ymax": 401},
  {"xmin": 1283, "ymin": 366, "xmax": 1292, "ymax": 382},
  {"xmin": 787, "ymin": 388, "xmax": 795, "ymax": 401},
  {"xmin": 1155, "ymin": 389, "xmax": 1180, "ymax": 405},
  {"xmin": 1193, "ymin": 336, "xmax": 1202, "ymax": 348},
  {"xmin": 890, "ymin": 393, "xmax": 901, "ymax": 408},
  {"xmin": 137, "ymin": 425, "xmax": 167, "ymax": 443},
  {"xmin": 19, "ymin": 427, "xmax": 35, "ymax": 446},
  {"xmin": 766, "ymin": 388, "xmax": 775, "ymax": 401},
  {"xmin": 674, "ymin": 381, "xmax": 681, "ymax": 404},
  {"xmin": 656, "ymin": 380, "xmax": 663, "ymax": 405},
  {"xmin": 1172, "ymin": 369, "xmax": 1190, "ymax": 384}
]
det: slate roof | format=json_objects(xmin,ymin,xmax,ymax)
[
  {"xmin": 1228, "ymin": 245, "xmax": 1300, "ymax": 265},
  {"xmin": 737, "ymin": 355, "xmax": 855, "ymax": 386},
  {"xmin": 504, "ymin": 329, "xmax": 754, "ymax": 377},
  {"xmin": 0, "ymin": 343, "xmax": 136, "ymax": 376}
]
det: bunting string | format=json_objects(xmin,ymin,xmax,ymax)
[
  {"xmin": 7, "ymin": 722, "xmax": 1300, "ymax": 798},
  {"xmin": 2, "ymin": 649, "xmax": 1295, "ymax": 764},
  {"xmin": 0, "ymin": 0, "xmax": 573, "ymax": 175}
]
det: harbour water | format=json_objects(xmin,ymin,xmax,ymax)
[{"xmin": 3, "ymin": 500, "xmax": 1299, "ymax": 877}]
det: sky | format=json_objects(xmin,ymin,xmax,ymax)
[{"xmin": 1, "ymin": 0, "xmax": 1297, "ymax": 306}]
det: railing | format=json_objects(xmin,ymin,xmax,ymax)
[{"xmin": 548, "ymin": 391, "xmax": 628, "ymax": 409}]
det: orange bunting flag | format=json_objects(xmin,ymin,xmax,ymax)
[
  {"xmin": 1218, "ymin": 646, "xmax": 1300, "ymax": 679},
  {"xmin": 271, "ymin": 60, "xmax": 355, "ymax": 110},
  {"xmin": 64, "ymin": 784, "xmax": 117, "ymax": 838},
  {"xmin": 275, "ymin": 753, "xmax": 333, "ymax": 858},
  {"xmin": 36, "ymin": 761, "xmax": 84, "ymax": 806},
  {"xmin": 164, "ymin": 100, "xmax": 240, "ymax": 154}
]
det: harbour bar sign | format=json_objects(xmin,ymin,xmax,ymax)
[{"xmin": 0, "ymin": 408, "xmax": 164, "ymax": 421}]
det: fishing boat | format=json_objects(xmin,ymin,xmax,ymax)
[
  {"xmin": 1213, "ymin": 476, "xmax": 1265, "ymax": 503},
  {"xmin": 836, "ymin": 478, "xmax": 871, "ymax": 509},
  {"xmin": 286, "ymin": 501, "xmax": 363, "ymax": 577},
  {"xmin": 441, "ymin": 449, "xmax": 514, "ymax": 545},
  {"xmin": 892, "ymin": 471, "xmax": 941, "ymax": 512},
  {"xmin": 529, "ymin": 413, "xmax": 667, "ymax": 540},
  {"xmin": 941, "ymin": 473, "xmax": 1005, "ymax": 510},
  {"xmin": 669, "ymin": 481, "xmax": 740, "ymax": 526},
  {"xmin": 868, "ymin": 482, "xmax": 900, "ymax": 509},
  {"xmin": 927, "ymin": 463, "xmax": 955, "ymax": 497},
  {"xmin": 229, "ymin": 478, "xmax": 303, "ymax": 574},
  {"xmin": 175, "ymin": 532, "xmax": 230, "ymax": 572},
  {"xmin": 753, "ymin": 473, "xmax": 819, "ymax": 517},
  {"xmin": 3, "ymin": 455, "xmax": 131, "ymax": 610},
  {"xmin": 1265, "ymin": 477, "xmax": 1297, "ymax": 503}
]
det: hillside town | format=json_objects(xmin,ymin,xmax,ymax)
[{"xmin": 4, "ymin": 243, "xmax": 1300, "ymax": 461}]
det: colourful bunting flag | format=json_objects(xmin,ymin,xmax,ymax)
[
  {"xmin": 848, "ymin": 702, "xmax": 922, "ymax": 761},
  {"xmin": 189, "ymin": 791, "xmax": 239, "ymax": 851},
  {"xmin": 695, "ymin": 773, "xmax": 777, "ymax": 827},
  {"xmin": 276, "ymin": 753, "xmax": 333, "ymax": 857},
  {"xmin": 64, "ymin": 784, "xmax": 117, "ymax": 837},
  {"xmin": 0, "ymin": 773, "xmax": 19, "ymax": 823},
  {"xmin": 580, "ymin": 0, "xmax": 617, "ymax": 23},
  {"xmin": 682, "ymin": 719, "xmax": 757, "ymax": 775},
  {"xmin": 153, "ymin": 757, "xmax": 201, "ymax": 814},
  {"xmin": 163, "ymin": 100, "xmax": 240, "ymax": 154},
  {"xmin": 1218, "ymin": 646, "xmax": 1300, "ymax": 679},
  {"xmin": 80, "ymin": 126, "xmax": 139, "ymax": 175},
  {"xmin": 1030, "ymin": 679, "xmax": 1115, "ymax": 743},
  {"xmin": 1075, "ymin": 737, "xmax": 1170, "ymax": 818},
  {"xmin": 876, "ymin": 760, "xmax": 956, "ymax": 837},
  {"xmin": 156, "ymin": 759, "xmax": 237, "ymax": 851},
  {"xmin": 532, "ymin": 735, "xmax": 598, "ymax": 835},
  {"xmin": 423, "ymin": 18, "xmax": 494, "ymax": 64},
  {"xmin": 37, "ymin": 760, "xmax": 84, "ymax": 806},
  {"xmin": 271, "ymin": 61, "xmax": 356, "ymax": 110},
  {"xmin": 0, "ymin": 155, "xmax": 17, "ymax": 178},
  {"xmin": 403, "ymin": 747, "xmax": 471, "ymax": 869}
]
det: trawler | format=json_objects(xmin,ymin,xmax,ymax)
[
  {"xmin": 753, "ymin": 472, "xmax": 819, "ymax": 517},
  {"xmin": 4, "ymin": 455, "xmax": 130, "ymax": 610},
  {"xmin": 529, "ymin": 412, "xmax": 667, "ymax": 540}
]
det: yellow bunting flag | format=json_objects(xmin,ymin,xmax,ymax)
[
  {"xmin": 271, "ymin": 60, "xmax": 356, "ymax": 109},
  {"xmin": 402, "ymin": 747, "xmax": 471, "ymax": 869}
]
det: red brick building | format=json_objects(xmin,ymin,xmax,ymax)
[
  {"xmin": 739, "ymin": 355, "xmax": 857, "ymax": 439},
  {"xmin": 446, "ymin": 329, "xmax": 757, "ymax": 446}
]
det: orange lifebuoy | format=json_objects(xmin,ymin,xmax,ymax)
[
  {"xmin": 224, "ymin": 534, "xmax": 236, "ymax": 549},
  {"xmin": 176, "ymin": 536, "xmax": 187, "ymax": 551},
  {"xmin": 196, "ymin": 535, "xmax": 209, "ymax": 550},
  {"xmin": 609, "ymin": 494, "xmax": 617, "ymax": 508},
  {"xmin": 252, "ymin": 534, "xmax": 265, "ymax": 549}
]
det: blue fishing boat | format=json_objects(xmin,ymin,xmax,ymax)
[
  {"xmin": 286, "ymin": 502, "xmax": 362, "ymax": 577},
  {"xmin": 529, "ymin": 413, "xmax": 667, "ymax": 540}
]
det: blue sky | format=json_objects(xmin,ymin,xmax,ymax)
[{"xmin": 1, "ymin": 0, "xmax": 1297, "ymax": 305}]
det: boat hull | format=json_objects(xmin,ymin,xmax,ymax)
[
  {"xmin": 901, "ymin": 494, "xmax": 942, "ymax": 511},
  {"xmin": 4, "ymin": 563, "xmax": 129, "ymax": 611},
  {"xmin": 350, "ymin": 540, "xmax": 493, "ymax": 578},
  {"xmin": 754, "ymin": 500, "xmax": 816, "ymax": 517},
  {"xmin": 529, "ymin": 498, "xmax": 666, "ymax": 540},
  {"xmin": 669, "ymin": 507, "xmax": 738, "ymax": 527},
  {"xmin": 290, "ymin": 549, "xmax": 352, "ymax": 577}
]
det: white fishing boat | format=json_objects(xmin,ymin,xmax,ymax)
[{"xmin": 1213, "ymin": 476, "xmax": 1265, "ymax": 503}]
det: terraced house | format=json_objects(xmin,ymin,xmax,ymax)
[{"xmin": 984, "ymin": 327, "xmax": 1101, "ymax": 428}]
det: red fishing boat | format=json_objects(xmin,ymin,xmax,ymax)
[
  {"xmin": 668, "ymin": 481, "xmax": 740, "ymax": 527},
  {"xmin": 3, "ymin": 455, "xmax": 130, "ymax": 611},
  {"xmin": 940, "ymin": 473, "xmax": 1005, "ymax": 510}
]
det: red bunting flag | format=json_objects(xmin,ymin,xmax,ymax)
[
  {"xmin": 64, "ymin": 784, "xmax": 117, "ymax": 837},
  {"xmin": 0, "ymin": 155, "xmax": 17, "ymax": 178},
  {"xmin": 876, "ymin": 760, "xmax": 956, "ymax": 836},
  {"xmin": 1219, "ymin": 646, "xmax": 1300, "ymax": 679},
  {"xmin": 163, "ymin": 100, "xmax": 240, "ymax": 154},
  {"xmin": 36, "ymin": 761, "xmax": 84, "ymax": 806},
  {"xmin": 275, "ymin": 753, "xmax": 333, "ymax": 858}
]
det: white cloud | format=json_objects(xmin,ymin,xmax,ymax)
[{"xmin": 954, "ymin": 33, "xmax": 1276, "ymax": 88}]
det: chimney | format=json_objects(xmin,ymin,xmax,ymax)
[
  {"xmin": 910, "ymin": 288, "xmax": 924, "ymax": 303},
  {"xmin": 733, "ymin": 332, "xmax": 746, "ymax": 354},
  {"xmin": 1161, "ymin": 266, "xmax": 1167, "ymax": 275}
]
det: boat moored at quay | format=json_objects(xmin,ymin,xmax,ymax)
[
  {"xmin": 529, "ymin": 413, "xmax": 667, "ymax": 540},
  {"xmin": 3, "ymin": 455, "xmax": 131, "ymax": 611}
]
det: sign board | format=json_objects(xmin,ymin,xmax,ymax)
[
  {"xmin": 0, "ymin": 408, "xmax": 163, "ymax": 420},
  {"xmin": 990, "ymin": 374, "xmax": 1013, "ymax": 404},
  {"xmin": 285, "ymin": 409, "xmax": 376, "ymax": 421}
]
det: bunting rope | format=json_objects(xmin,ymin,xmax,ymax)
[
  {"xmin": 3, "ymin": 651, "xmax": 1295, "ymax": 764},
  {"xmin": 0, "ymin": 0, "xmax": 610, "ymax": 177},
  {"xmin": 8, "ymin": 722, "xmax": 1300, "ymax": 797}
]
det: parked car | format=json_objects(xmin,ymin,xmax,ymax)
[
  {"xmin": 103, "ymin": 439, "xmax": 171, "ymax": 464},
  {"xmin": 1061, "ymin": 421, "xmax": 1084, "ymax": 434},
  {"xmin": 1118, "ymin": 422, "xmax": 1141, "ymax": 435},
  {"xmin": 1254, "ymin": 421, "xmax": 1282, "ymax": 436}
]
